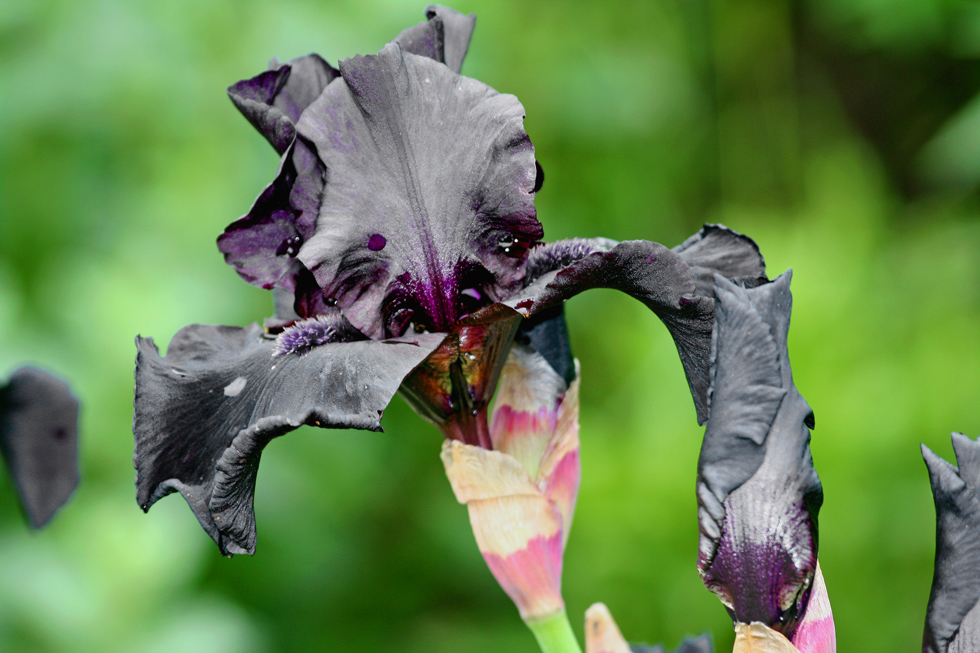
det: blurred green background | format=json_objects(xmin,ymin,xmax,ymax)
[{"xmin": 1, "ymin": 0, "xmax": 979, "ymax": 651}]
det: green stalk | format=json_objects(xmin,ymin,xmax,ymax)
[{"xmin": 526, "ymin": 610, "xmax": 583, "ymax": 653}]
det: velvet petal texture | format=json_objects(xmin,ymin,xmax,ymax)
[
  {"xmin": 696, "ymin": 272, "xmax": 825, "ymax": 643},
  {"xmin": 133, "ymin": 323, "xmax": 444, "ymax": 555},
  {"xmin": 503, "ymin": 224, "xmax": 767, "ymax": 424},
  {"xmin": 0, "ymin": 367, "xmax": 79, "ymax": 528},
  {"xmin": 921, "ymin": 433, "xmax": 980, "ymax": 653},
  {"xmin": 296, "ymin": 43, "xmax": 541, "ymax": 338},
  {"xmin": 584, "ymin": 603, "xmax": 713, "ymax": 653}
]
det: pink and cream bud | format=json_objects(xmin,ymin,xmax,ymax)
[{"xmin": 441, "ymin": 345, "xmax": 580, "ymax": 621}]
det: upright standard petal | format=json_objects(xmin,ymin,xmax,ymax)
[
  {"xmin": 133, "ymin": 322, "xmax": 444, "ymax": 555},
  {"xmin": 504, "ymin": 225, "xmax": 767, "ymax": 424},
  {"xmin": 394, "ymin": 5, "xmax": 477, "ymax": 74},
  {"xmin": 696, "ymin": 272, "xmax": 827, "ymax": 645},
  {"xmin": 922, "ymin": 433, "xmax": 980, "ymax": 653},
  {"xmin": 221, "ymin": 7, "xmax": 483, "ymax": 298},
  {"xmin": 296, "ymin": 44, "xmax": 541, "ymax": 338},
  {"xmin": 0, "ymin": 367, "xmax": 79, "ymax": 528}
]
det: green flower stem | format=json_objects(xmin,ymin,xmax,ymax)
[{"xmin": 526, "ymin": 610, "xmax": 583, "ymax": 653}]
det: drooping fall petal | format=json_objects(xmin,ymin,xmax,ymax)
[
  {"xmin": 503, "ymin": 225, "xmax": 767, "ymax": 424},
  {"xmin": 0, "ymin": 367, "xmax": 79, "ymax": 528},
  {"xmin": 133, "ymin": 322, "xmax": 444, "ymax": 555}
]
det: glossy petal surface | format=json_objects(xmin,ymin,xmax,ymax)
[
  {"xmin": 922, "ymin": 433, "xmax": 980, "ymax": 653},
  {"xmin": 0, "ymin": 367, "xmax": 79, "ymax": 528},
  {"xmin": 133, "ymin": 323, "xmax": 443, "ymax": 555}
]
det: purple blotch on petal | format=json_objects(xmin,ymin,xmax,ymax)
[{"xmin": 368, "ymin": 234, "xmax": 387, "ymax": 251}]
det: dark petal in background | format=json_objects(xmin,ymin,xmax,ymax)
[
  {"xmin": 504, "ymin": 226, "xmax": 766, "ymax": 424},
  {"xmin": 133, "ymin": 323, "xmax": 443, "ymax": 555},
  {"xmin": 297, "ymin": 44, "xmax": 540, "ymax": 337},
  {"xmin": 922, "ymin": 433, "xmax": 980, "ymax": 653},
  {"xmin": 516, "ymin": 305, "xmax": 576, "ymax": 388},
  {"xmin": 0, "ymin": 367, "xmax": 79, "ymax": 529}
]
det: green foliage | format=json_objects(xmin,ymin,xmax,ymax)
[{"xmin": 1, "ymin": 0, "xmax": 978, "ymax": 651}]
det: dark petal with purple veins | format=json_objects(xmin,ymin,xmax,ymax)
[
  {"xmin": 133, "ymin": 323, "xmax": 444, "ymax": 555},
  {"xmin": 630, "ymin": 634, "xmax": 713, "ymax": 653},
  {"xmin": 672, "ymin": 224, "xmax": 768, "ymax": 297},
  {"xmin": 296, "ymin": 44, "xmax": 540, "ymax": 337},
  {"xmin": 922, "ymin": 434, "xmax": 980, "ymax": 653},
  {"xmin": 0, "ymin": 367, "xmax": 79, "ymax": 528},
  {"xmin": 218, "ymin": 140, "xmax": 326, "ymax": 291},
  {"xmin": 696, "ymin": 272, "xmax": 822, "ymax": 639},
  {"xmin": 228, "ymin": 55, "xmax": 339, "ymax": 154}
]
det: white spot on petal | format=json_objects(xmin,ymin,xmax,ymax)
[{"xmin": 224, "ymin": 376, "xmax": 247, "ymax": 397}]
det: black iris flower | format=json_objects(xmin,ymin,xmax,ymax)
[{"xmin": 133, "ymin": 6, "xmax": 768, "ymax": 556}]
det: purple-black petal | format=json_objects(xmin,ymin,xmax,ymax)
[
  {"xmin": 295, "ymin": 43, "xmax": 541, "ymax": 338},
  {"xmin": 0, "ymin": 367, "xmax": 79, "ymax": 528},
  {"xmin": 630, "ymin": 635, "xmax": 713, "ymax": 653},
  {"xmin": 218, "ymin": 139, "xmax": 325, "ymax": 292},
  {"xmin": 922, "ymin": 433, "xmax": 980, "ymax": 653},
  {"xmin": 696, "ymin": 272, "xmax": 823, "ymax": 640},
  {"xmin": 133, "ymin": 323, "xmax": 444, "ymax": 555},
  {"xmin": 503, "ymin": 226, "xmax": 766, "ymax": 424},
  {"xmin": 228, "ymin": 54, "xmax": 339, "ymax": 154},
  {"xmin": 394, "ymin": 5, "xmax": 477, "ymax": 74}
]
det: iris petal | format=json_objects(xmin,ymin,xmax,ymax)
[
  {"xmin": 296, "ymin": 44, "xmax": 540, "ymax": 337},
  {"xmin": 394, "ymin": 5, "xmax": 476, "ymax": 74},
  {"xmin": 922, "ymin": 433, "xmax": 980, "ymax": 653},
  {"xmin": 0, "ymin": 367, "xmax": 79, "ymax": 529},
  {"xmin": 227, "ymin": 54, "xmax": 339, "ymax": 155},
  {"xmin": 133, "ymin": 323, "xmax": 444, "ymax": 555},
  {"xmin": 503, "ymin": 226, "xmax": 766, "ymax": 424}
]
